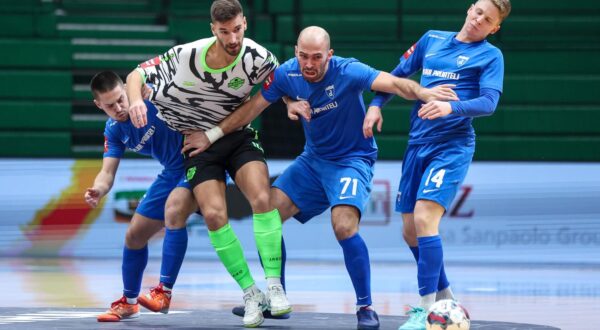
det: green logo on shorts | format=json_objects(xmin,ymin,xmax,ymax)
[
  {"xmin": 187, "ymin": 166, "xmax": 196, "ymax": 181},
  {"xmin": 252, "ymin": 141, "xmax": 264, "ymax": 153},
  {"xmin": 228, "ymin": 77, "xmax": 245, "ymax": 90}
]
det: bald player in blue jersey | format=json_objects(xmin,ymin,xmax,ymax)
[
  {"xmin": 85, "ymin": 71, "xmax": 198, "ymax": 322},
  {"xmin": 182, "ymin": 26, "xmax": 457, "ymax": 330},
  {"xmin": 364, "ymin": 1, "xmax": 512, "ymax": 329}
]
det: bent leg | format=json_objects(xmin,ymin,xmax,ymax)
[
  {"xmin": 160, "ymin": 187, "xmax": 197, "ymax": 288},
  {"xmin": 123, "ymin": 214, "xmax": 163, "ymax": 299},
  {"xmin": 195, "ymin": 180, "xmax": 255, "ymax": 290},
  {"xmin": 235, "ymin": 161, "xmax": 283, "ymax": 278},
  {"xmin": 414, "ymin": 200, "xmax": 445, "ymax": 309},
  {"xmin": 332, "ymin": 205, "xmax": 372, "ymax": 307}
]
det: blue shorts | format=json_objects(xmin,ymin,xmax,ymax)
[
  {"xmin": 273, "ymin": 153, "xmax": 374, "ymax": 223},
  {"xmin": 396, "ymin": 138, "xmax": 474, "ymax": 213},
  {"xmin": 136, "ymin": 168, "xmax": 190, "ymax": 221}
]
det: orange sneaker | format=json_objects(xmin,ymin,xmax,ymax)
[
  {"xmin": 138, "ymin": 284, "xmax": 171, "ymax": 313},
  {"xmin": 97, "ymin": 296, "xmax": 140, "ymax": 322}
]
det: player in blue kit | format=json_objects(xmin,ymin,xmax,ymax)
[
  {"xmin": 183, "ymin": 26, "xmax": 457, "ymax": 330},
  {"xmin": 85, "ymin": 71, "xmax": 198, "ymax": 322},
  {"xmin": 364, "ymin": 1, "xmax": 512, "ymax": 329}
]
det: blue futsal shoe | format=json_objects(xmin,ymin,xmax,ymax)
[
  {"xmin": 398, "ymin": 305, "xmax": 427, "ymax": 330},
  {"xmin": 232, "ymin": 305, "xmax": 291, "ymax": 320},
  {"xmin": 357, "ymin": 306, "xmax": 380, "ymax": 330}
]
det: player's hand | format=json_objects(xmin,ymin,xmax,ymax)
[
  {"xmin": 286, "ymin": 99, "xmax": 312, "ymax": 122},
  {"xmin": 363, "ymin": 106, "xmax": 383, "ymax": 138},
  {"xmin": 129, "ymin": 99, "xmax": 148, "ymax": 128},
  {"xmin": 182, "ymin": 130, "xmax": 210, "ymax": 157},
  {"xmin": 418, "ymin": 101, "xmax": 453, "ymax": 120},
  {"xmin": 84, "ymin": 188, "xmax": 101, "ymax": 208},
  {"xmin": 419, "ymin": 84, "xmax": 458, "ymax": 103}
]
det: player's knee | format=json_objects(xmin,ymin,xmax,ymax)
[
  {"xmin": 201, "ymin": 207, "xmax": 226, "ymax": 228},
  {"xmin": 165, "ymin": 203, "xmax": 187, "ymax": 229},
  {"xmin": 402, "ymin": 229, "xmax": 417, "ymax": 246},
  {"xmin": 247, "ymin": 189, "xmax": 270, "ymax": 213},
  {"xmin": 332, "ymin": 221, "xmax": 358, "ymax": 241},
  {"xmin": 124, "ymin": 228, "xmax": 147, "ymax": 249}
]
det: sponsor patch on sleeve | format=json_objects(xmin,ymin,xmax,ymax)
[
  {"xmin": 103, "ymin": 136, "xmax": 108, "ymax": 153},
  {"xmin": 140, "ymin": 56, "xmax": 161, "ymax": 68},
  {"xmin": 262, "ymin": 71, "xmax": 275, "ymax": 90},
  {"xmin": 403, "ymin": 43, "xmax": 417, "ymax": 59}
]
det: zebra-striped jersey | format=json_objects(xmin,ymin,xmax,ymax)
[{"xmin": 136, "ymin": 37, "xmax": 278, "ymax": 132}]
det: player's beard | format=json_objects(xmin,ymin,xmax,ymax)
[{"xmin": 219, "ymin": 39, "xmax": 242, "ymax": 57}]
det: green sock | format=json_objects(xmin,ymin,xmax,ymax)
[
  {"xmin": 253, "ymin": 209, "xmax": 283, "ymax": 278},
  {"xmin": 208, "ymin": 223, "xmax": 254, "ymax": 290}
]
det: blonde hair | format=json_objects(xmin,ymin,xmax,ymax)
[{"xmin": 484, "ymin": 0, "xmax": 511, "ymax": 21}]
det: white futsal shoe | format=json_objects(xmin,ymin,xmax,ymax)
[
  {"xmin": 243, "ymin": 288, "xmax": 268, "ymax": 328},
  {"xmin": 266, "ymin": 284, "xmax": 292, "ymax": 316}
]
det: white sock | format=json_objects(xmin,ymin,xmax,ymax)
[
  {"xmin": 243, "ymin": 284, "xmax": 260, "ymax": 295},
  {"xmin": 436, "ymin": 286, "xmax": 455, "ymax": 301},
  {"xmin": 266, "ymin": 277, "xmax": 281, "ymax": 287},
  {"xmin": 126, "ymin": 297, "xmax": 137, "ymax": 304},
  {"xmin": 420, "ymin": 292, "xmax": 436, "ymax": 311}
]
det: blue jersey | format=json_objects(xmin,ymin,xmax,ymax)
[
  {"xmin": 373, "ymin": 30, "xmax": 504, "ymax": 144},
  {"xmin": 103, "ymin": 100, "xmax": 184, "ymax": 170},
  {"xmin": 262, "ymin": 56, "xmax": 380, "ymax": 162}
]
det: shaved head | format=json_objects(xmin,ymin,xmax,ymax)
[
  {"xmin": 297, "ymin": 26, "xmax": 330, "ymax": 50},
  {"xmin": 296, "ymin": 26, "xmax": 333, "ymax": 83}
]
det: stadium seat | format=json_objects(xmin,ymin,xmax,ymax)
[
  {"xmin": 0, "ymin": 71, "xmax": 72, "ymax": 99},
  {"xmin": 0, "ymin": 39, "xmax": 72, "ymax": 69},
  {"xmin": 0, "ymin": 101, "xmax": 71, "ymax": 130},
  {"xmin": 0, "ymin": 132, "xmax": 71, "ymax": 157}
]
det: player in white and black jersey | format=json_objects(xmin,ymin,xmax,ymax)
[
  {"xmin": 131, "ymin": 35, "xmax": 277, "ymax": 132},
  {"xmin": 125, "ymin": 0, "xmax": 289, "ymax": 327}
]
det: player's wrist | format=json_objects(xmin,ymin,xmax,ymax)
[{"xmin": 205, "ymin": 126, "xmax": 224, "ymax": 144}]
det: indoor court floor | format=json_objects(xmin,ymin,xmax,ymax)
[{"xmin": 0, "ymin": 257, "xmax": 596, "ymax": 329}]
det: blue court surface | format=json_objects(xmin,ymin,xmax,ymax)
[{"xmin": 0, "ymin": 258, "xmax": 595, "ymax": 329}]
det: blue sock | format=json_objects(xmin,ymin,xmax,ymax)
[
  {"xmin": 122, "ymin": 245, "xmax": 148, "ymax": 298},
  {"xmin": 160, "ymin": 227, "xmax": 188, "ymax": 288},
  {"xmin": 417, "ymin": 235, "xmax": 443, "ymax": 297},
  {"xmin": 410, "ymin": 245, "xmax": 449, "ymax": 291},
  {"xmin": 281, "ymin": 237, "xmax": 287, "ymax": 291},
  {"xmin": 438, "ymin": 263, "xmax": 450, "ymax": 291},
  {"xmin": 258, "ymin": 237, "xmax": 287, "ymax": 291},
  {"xmin": 339, "ymin": 233, "xmax": 372, "ymax": 306},
  {"xmin": 409, "ymin": 245, "xmax": 419, "ymax": 262}
]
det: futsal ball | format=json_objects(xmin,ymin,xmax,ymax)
[{"xmin": 425, "ymin": 299, "xmax": 470, "ymax": 330}]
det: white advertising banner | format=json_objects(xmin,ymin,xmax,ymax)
[{"xmin": 0, "ymin": 159, "xmax": 598, "ymax": 265}]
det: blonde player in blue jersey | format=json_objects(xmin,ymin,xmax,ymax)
[
  {"xmin": 182, "ymin": 26, "xmax": 457, "ymax": 330},
  {"xmin": 364, "ymin": 1, "xmax": 512, "ymax": 329},
  {"xmin": 86, "ymin": 71, "xmax": 197, "ymax": 322}
]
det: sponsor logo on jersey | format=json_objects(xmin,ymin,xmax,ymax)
[
  {"xmin": 403, "ymin": 43, "xmax": 417, "ymax": 59},
  {"xmin": 263, "ymin": 71, "xmax": 275, "ymax": 90},
  {"xmin": 131, "ymin": 125, "xmax": 156, "ymax": 152},
  {"xmin": 325, "ymin": 84, "xmax": 335, "ymax": 99},
  {"xmin": 428, "ymin": 33, "xmax": 446, "ymax": 40},
  {"xmin": 228, "ymin": 77, "xmax": 245, "ymax": 90},
  {"xmin": 422, "ymin": 68, "xmax": 460, "ymax": 80},
  {"xmin": 457, "ymin": 55, "xmax": 470, "ymax": 67},
  {"xmin": 312, "ymin": 101, "xmax": 338, "ymax": 115},
  {"xmin": 287, "ymin": 73, "xmax": 302, "ymax": 77},
  {"xmin": 103, "ymin": 136, "xmax": 109, "ymax": 153}
]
